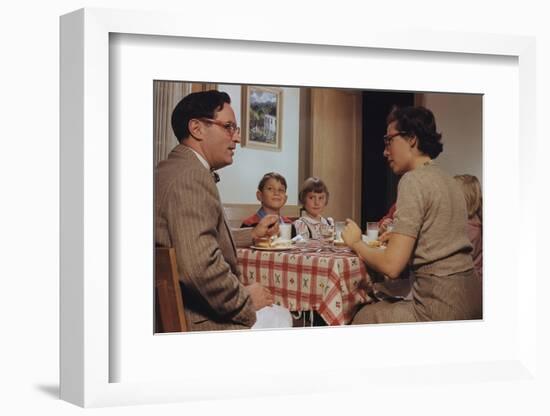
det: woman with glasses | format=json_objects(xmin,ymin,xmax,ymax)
[{"xmin": 342, "ymin": 106, "xmax": 482, "ymax": 324}]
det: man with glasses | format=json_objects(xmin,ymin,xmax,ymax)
[{"xmin": 156, "ymin": 90, "xmax": 278, "ymax": 331}]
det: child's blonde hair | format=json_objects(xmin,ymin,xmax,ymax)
[{"xmin": 454, "ymin": 174, "xmax": 482, "ymax": 220}]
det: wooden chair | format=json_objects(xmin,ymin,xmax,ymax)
[
  {"xmin": 223, "ymin": 204, "xmax": 257, "ymax": 228},
  {"xmin": 155, "ymin": 247, "xmax": 188, "ymax": 333}
]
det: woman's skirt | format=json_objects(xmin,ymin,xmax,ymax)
[{"xmin": 352, "ymin": 269, "xmax": 482, "ymax": 324}]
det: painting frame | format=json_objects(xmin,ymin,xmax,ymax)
[
  {"xmin": 241, "ymin": 85, "xmax": 283, "ymax": 151},
  {"xmin": 60, "ymin": 7, "xmax": 542, "ymax": 409}
]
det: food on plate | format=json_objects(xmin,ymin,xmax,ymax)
[
  {"xmin": 271, "ymin": 239, "xmax": 293, "ymax": 248},
  {"xmin": 334, "ymin": 239, "xmax": 346, "ymax": 247},
  {"xmin": 254, "ymin": 237, "xmax": 292, "ymax": 249},
  {"xmin": 366, "ymin": 240, "xmax": 382, "ymax": 248},
  {"xmin": 254, "ymin": 237, "xmax": 273, "ymax": 248}
]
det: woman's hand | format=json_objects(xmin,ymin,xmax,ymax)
[
  {"xmin": 378, "ymin": 231, "xmax": 391, "ymax": 244},
  {"xmin": 342, "ymin": 219, "xmax": 362, "ymax": 248},
  {"xmin": 378, "ymin": 218, "xmax": 393, "ymax": 234}
]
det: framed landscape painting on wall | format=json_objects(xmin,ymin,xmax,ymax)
[{"xmin": 241, "ymin": 85, "xmax": 282, "ymax": 151}]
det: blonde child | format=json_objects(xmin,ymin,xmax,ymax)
[
  {"xmin": 454, "ymin": 174, "xmax": 483, "ymax": 280},
  {"xmin": 293, "ymin": 177, "xmax": 333, "ymax": 239}
]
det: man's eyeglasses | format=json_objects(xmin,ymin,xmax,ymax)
[
  {"xmin": 198, "ymin": 118, "xmax": 240, "ymax": 137},
  {"xmin": 383, "ymin": 131, "xmax": 407, "ymax": 148}
]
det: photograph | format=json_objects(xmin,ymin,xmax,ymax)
[{"xmin": 154, "ymin": 81, "xmax": 483, "ymax": 333}]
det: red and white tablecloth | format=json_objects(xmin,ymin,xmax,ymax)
[{"xmin": 237, "ymin": 244, "xmax": 375, "ymax": 325}]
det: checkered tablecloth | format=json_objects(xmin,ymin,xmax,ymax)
[{"xmin": 237, "ymin": 244, "xmax": 375, "ymax": 325}]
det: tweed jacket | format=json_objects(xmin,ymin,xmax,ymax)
[{"xmin": 155, "ymin": 144, "xmax": 256, "ymax": 331}]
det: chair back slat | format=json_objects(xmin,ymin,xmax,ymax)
[{"xmin": 155, "ymin": 247, "xmax": 188, "ymax": 332}]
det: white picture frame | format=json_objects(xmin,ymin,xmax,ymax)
[{"xmin": 60, "ymin": 7, "xmax": 540, "ymax": 408}]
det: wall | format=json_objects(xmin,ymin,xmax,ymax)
[
  {"xmin": 217, "ymin": 88, "xmax": 482, "ymax": 206},
  {"xmin": 421, "ymin": 93, "xmax": 483, "ymax": 183},
  {"xmin": 218, "ymin": 84, "xmax": 300, "ymax": 204}
]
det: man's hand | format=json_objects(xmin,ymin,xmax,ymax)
[
  {"xmin": 251, "ymin": 214, "xmax": 280, "ymax": 240},
  {"xmin": 342, "ymin": 218, "xmax": 362, "ymax": 248},
  {"xmin": 245, "ymin": 283, "xmax": 274, "ymax": 311}
]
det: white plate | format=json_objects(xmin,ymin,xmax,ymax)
[{"xmin": 362, "ymin": 235, "xmax": 386, "ymax": 248}]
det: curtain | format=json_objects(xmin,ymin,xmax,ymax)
[{"xmin": 153, "ymin": 81, "xmax": 191, "ymax": 165}]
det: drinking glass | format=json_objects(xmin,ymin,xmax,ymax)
[
  {"xmin": 279, "ymin": 223, "xmax": 292, "ymax": 240},
  {"xmin": 320, "ymin": 223, "xmax": 335, "ymax": 243},
  {"xmin": 365, "ymin": 222, "xmax": 379, "ymax": 241},
  {"xmin": 335, "ymin": 221, "xmax": 346, "ymax": 241}
]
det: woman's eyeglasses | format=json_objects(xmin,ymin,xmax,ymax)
[{"xmin": 383, "ymin": 131, "xmax": 407, "ymax": 148}]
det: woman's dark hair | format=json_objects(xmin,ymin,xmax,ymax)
[
  {"xmin": 171, "ymin": 90, "xmax": 231, "ymax": 142},
  {"xmin": 298, "ymin": 177, "xmax": 329, "ymax": 205},
  {"xmin": 386, "ymin": 106, "xmax": 443, "ymax": 158}
]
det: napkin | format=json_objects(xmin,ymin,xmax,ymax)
[
  {"xmin": 291, "ymin": 235, "xmax": 305, "ymax": 243},
  {"xmin": 252, "ymin": 305, "xmax": 293, "ymax": 329}
]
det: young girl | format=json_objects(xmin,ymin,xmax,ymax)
[
  {"xmin": 454, "ymin": 174, "xmax": 483, "ymax": 280},
  {"xmin": 293, "ymin": 177, "xmax": 334, "ymax": 239}
]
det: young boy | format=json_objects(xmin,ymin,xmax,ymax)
[{"xmin": 241, "ymin": 172, "xmax": 294, "ymax": 228}]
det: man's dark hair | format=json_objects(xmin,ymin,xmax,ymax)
[
  {"xmin": 171, "ymin": 90, "xmax": 231, "ymax": 143},
  {"xmin": 258, "ymin": 172, "xmax": 287, "ymax": 191},
  {"xmin": 386, "ymin": 105, "xmax": 443, "ymax": 159}
]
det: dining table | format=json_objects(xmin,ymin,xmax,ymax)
[{"xmin": 237, "ymin": 241, "xmax": 377, "ymax": 325}]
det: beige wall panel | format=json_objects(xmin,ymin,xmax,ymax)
[{"xmin": 310, "ymin": 88, "xmax": 362, "ymax": 223}]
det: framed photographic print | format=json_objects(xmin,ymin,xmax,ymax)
[
  {"xmin": 60, "ymin": 6, "xmax": 541, "ymax": 409},
  {"xmin": 241, "ymin": 85, "xmax": 283, "ymax": 151}
]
